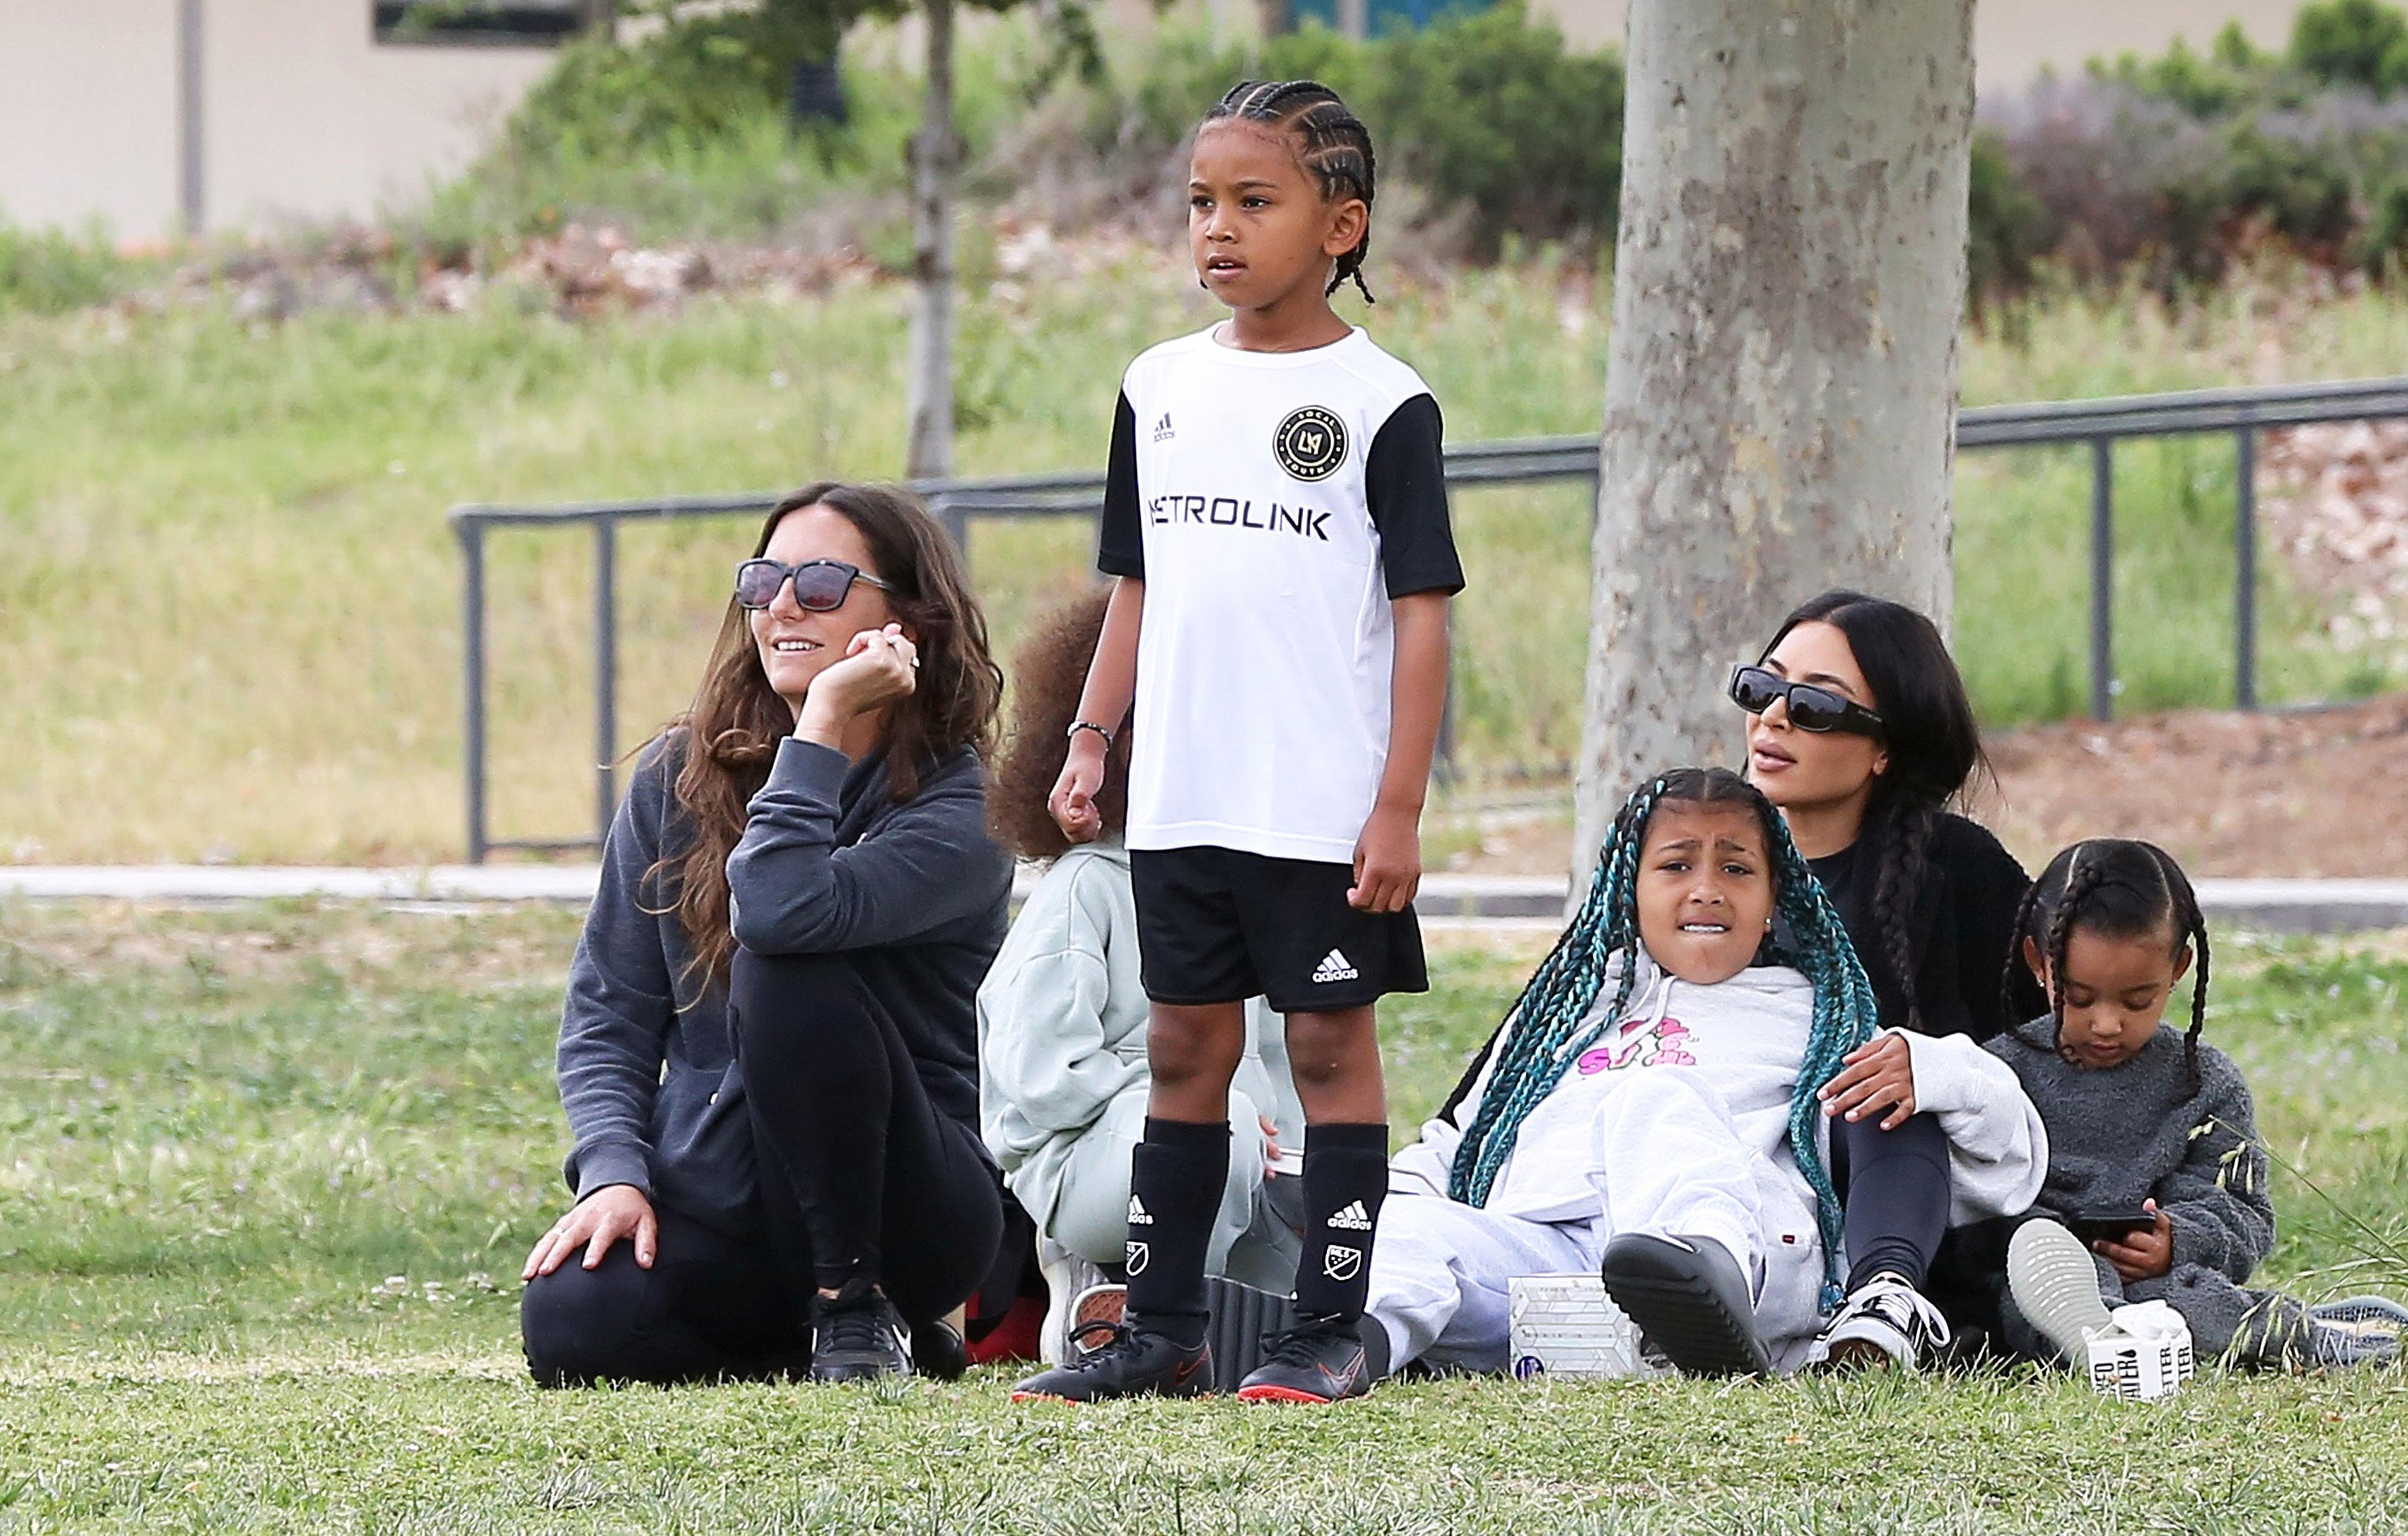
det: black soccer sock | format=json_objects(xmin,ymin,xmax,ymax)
[
  {"xmin": 1291, "ymin": 1122, "xmax": 1389, "ymax": 1322},
  {"xmin": 1123, "ymin": 1116, "xmax": 1228, "ymax": 1348}
]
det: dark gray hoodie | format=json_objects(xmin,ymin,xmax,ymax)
[{"xmin": 554, "ymin": 731, "xmax": 1011, "ymax": 1234}]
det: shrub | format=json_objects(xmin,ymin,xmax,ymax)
[
  {"xmin": 1353, "ymin": 5, "xmax": 1623, "ymax": 253},
  {"xmin": 0, "ymin": 222, "xmax": 126, "ymax": 315},
  {"xmin": 2289, "ymin": 0, "xmax": 2408, "ymax": 97}
]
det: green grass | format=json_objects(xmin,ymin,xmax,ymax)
[
  {"xmin": 4, "ymin": 262, "xmax": 2407, "ymax": 863},
  {"xmin": 1, "ymin": 903, "xmax": 2405, "ymax": 1531}
]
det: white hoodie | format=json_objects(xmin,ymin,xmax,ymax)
[{"xmin": 1390, "ymin": 953, "xmax": 2047, "ymax": 1235}]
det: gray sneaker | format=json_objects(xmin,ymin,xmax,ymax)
[
  {"xmin": 2311, "ymin": 1295, "xmax": 2408, "ymax": 1331},
  {"xmin": 2311, "ymin": 1317, "xmax": 2402, "ymax": 1370},
  {"xmin": 2006, "ymin": 1219, "xmax": 2113, "ymax": 1364}
]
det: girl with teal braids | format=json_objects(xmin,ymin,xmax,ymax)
[{"xmin": 1348, "ymin": 768, "xmax": 2045, "ymax": 1378}]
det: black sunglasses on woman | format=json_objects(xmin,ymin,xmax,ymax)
[
  {"xmin": 1728, "ymin": 664, "xmax": 1884, "ymax": 738},
  {"xmin": 735, "ymin": 558, "xmax": 893, "ymax": 612}
]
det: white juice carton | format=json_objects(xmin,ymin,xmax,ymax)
[
  {"xmin": 2083, "ymin": 1300, "xmax": 2196, "ymax": 1402},
  {"xmin": 1508, "ymin": 1274, "xmax": 1667, "ymax": 1381}
]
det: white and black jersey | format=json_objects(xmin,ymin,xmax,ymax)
[{"xmin": 1098, "ymin": 325, "xmax": 1463, "ymax": 865}]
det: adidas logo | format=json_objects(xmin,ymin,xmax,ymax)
[
  {"xmin": 1152, "ymin": 412, "xmax": 1175, "ymax": 443},
  {"xmin": 1326, "ymin": 1200, "xmax": 1374, "ymax": 1231},
  {"xmin": 1127, "ymin": 1194, "xmax": 1154, "ymax": 1226},
  {"xmin": 1312, "ymin": 949, "xmax": 1359, "ymax": 984}
]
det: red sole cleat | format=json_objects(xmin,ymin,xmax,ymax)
[{"xmin": 1233, "ymin": 1385, "xmax": 1333, "ymax": 1404}]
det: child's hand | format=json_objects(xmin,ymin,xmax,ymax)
[
  {"xmin": 1349, "ymin": 802, "xmax": 1422, "ymax": 912},
  {"xmin": 1047, "ymin": 734, "xmax": 1108, "ymax": 843},
  {"xmin": 1817, "ymin": 1032, "xmax": 1918, "ymax": 1129},
  {"xmin": 2096, "ymin": 1199, "xmax": 2175, "ymax": 1281},
  {"xmin": 1259, "ymin": 1114, "xmax": 1283, "ymax": 1180}
]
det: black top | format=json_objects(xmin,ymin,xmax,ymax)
[
  {"xmin": 1807, "ymin": 811, "xmax": 2034, "ymax": 1042},
  {"xmin": 1096, "ymin": 389, "xmax": 1463, "ymax": 598},
  {"xmin": 556, "ymin": 734, "xmax": 1012, "ymax": 1234}
]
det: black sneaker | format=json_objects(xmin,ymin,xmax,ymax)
[
  {"xmin": 1010, "ymin": 1323, "xmax": 1214, "ymax": 1402},
  {"xmin": 1598, "ymin": 1232, "xmax": 1773, "ymax": 1378},
  {"xmin": 1233, "ymin": 1314, "xmax": 1379, "ymax": 1404},
  {"xmin": 810, "ymin": 1288, "xmax": 912, "ymax": 1384}
]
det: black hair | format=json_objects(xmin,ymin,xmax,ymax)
[
  {"xmin": 1204, "ymin": 80, "xmax": 1378, "ymax": 303},
  {"xmin": 1759, "ymin": 590, "xmax": 1988, "ymax": 1034},
  {"xmin": 2002, "ymin": 838, "xmax": 2210, "ymax": 1097},
  {"xmin": 1445, "ymin": 767, "xmax": 1877, "ymax": 1308}
]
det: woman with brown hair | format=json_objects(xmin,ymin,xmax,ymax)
[{"xmin": 519, "ymin": 482, "xmax": 1014, "ymax": 1386}]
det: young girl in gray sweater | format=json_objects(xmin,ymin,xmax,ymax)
[{"xmin": 1983, "ymin": 838, "xmax": 2402, "ymax": 1370}]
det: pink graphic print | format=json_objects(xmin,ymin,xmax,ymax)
[{"xmin": 1575, "ymin": 1015, "xmax": 1696, "ymax": 1073}]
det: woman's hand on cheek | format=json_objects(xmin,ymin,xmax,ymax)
[
  {"xmin": 1818, "ymin": 1032, "xmax": 1917, "ymax": 1129},
  {"xmin": 797, "ymin": 624, "xmax": 918, "ymax": 735}
]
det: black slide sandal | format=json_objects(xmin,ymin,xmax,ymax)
[{"xmin": 1598, "ymin": 1233, "xmax": 1774, "ymax": 1377}]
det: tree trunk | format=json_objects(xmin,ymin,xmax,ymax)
[
  {"xmin": 904, "ymin": 0, "xmax": 959, "ymax": 481},
  {"xmin": 1572, "ymin": 0, "xmax": 1976, "ymax": 882}
]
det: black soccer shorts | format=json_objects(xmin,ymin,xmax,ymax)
[{"xmin": 1129, "ymin": 845, "xmax": 1429, "ymax": 1014}]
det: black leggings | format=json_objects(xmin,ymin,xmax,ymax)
[
  {"xmin": 1835, "ymin": 1111, "xmax": 1953, "ymax": 1293},
  {"xmin": 522, "ymin": 950, "xmax": 1004, "ymax": 1387}
]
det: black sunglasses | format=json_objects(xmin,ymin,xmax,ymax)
[
  {"xmin": 734, "ymin": 558, "xmax": 893, "ymax": 612},
  {"xmin": 1728, "ymin": 665, "xmax": 1884, "ymax": 737}
]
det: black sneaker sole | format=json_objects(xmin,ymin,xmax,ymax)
[
  {"xmin": 1598, "ymin": 1234, "xmax": 1772, "ymax": 1378},
  {"xmin": 1206, "ymin": 1275, "xmax": 1297, "ymax": 1391}
]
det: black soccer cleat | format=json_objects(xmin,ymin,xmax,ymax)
[
  {"xmin": 1598, "ymin": 1232, "xmax": 1774, "ymax": 1378},
  {"xmin": 809, "ymin": 1287, "xmax": 913, "ymax": 1384},
  {"xmin": 1010, "ymin": 1322, "xmax": 1215, "ymax": 1403},
  {"xmin": 1233, "ymin": 1313, "xmax": 1380, "ymax": 1404}
]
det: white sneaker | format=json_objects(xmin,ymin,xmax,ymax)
[
  {"xmin": 1035, "ymin": 1236, "xmax": 1108, "ymax": 1366},
  {"xmin": 1809, "ymin": 1271, "xmax": 1953, "ymax": 1371},
  {"xmin": 2006, "ymin": 1218, "xmax": 2114, "ymax": 1364}
]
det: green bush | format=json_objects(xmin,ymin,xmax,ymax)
[
  {"xmin": 0, "ymin": 222, "xmax": 127, "ymax": 315},
  {"xmin": 2290, "ymin": 0, "xmax": 2408, "ymax": 96},
  {"xmin": 1965, "ymin": 131, "xmax": 2050, "ymax": 308}
]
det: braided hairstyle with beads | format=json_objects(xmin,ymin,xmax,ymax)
[
  {"xmin": 1442, "ymin": 767, "xmax": 1880, "ymax": 1307},
  {"xmin": 1204, "ymin": 80, "xmax": 1379, "ymax": 302},
  {"xmin": 2001, "ymin": 838, "xmax": 2212, "ymax": 1097}
]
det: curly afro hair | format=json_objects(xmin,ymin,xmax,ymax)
[{"xmin": 988, "ymin": 586, "xmax": 1129, "ymax": 861}]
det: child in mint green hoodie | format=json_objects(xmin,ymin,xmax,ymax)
[{"xmin": 977, "ymin": 592, "xmax": 1302, "ymax": 1364}]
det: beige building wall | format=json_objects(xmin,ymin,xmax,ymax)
[
  {"xmin": 0, "ymin": 1, "xmax": 555, "ymax": 243},
  {"xmin": 1533, "ymin": 0, "xmax": 2308, "ymax": 99},
  {"xmin": 0, "ymin": 0, "xmax": 182, "ymax": 239}
]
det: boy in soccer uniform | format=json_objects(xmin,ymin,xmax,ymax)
[{"xmin": 1013, "ymin": 80, "xmax": 1460, "ymax": 1404}]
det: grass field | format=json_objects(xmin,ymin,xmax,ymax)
[
  {"xmin": 4, "ymin": 262, "xmax": 2408, "ymax": 864},
  {"xmin": 1, "ymin": 902, "xmax": 2404, "ymax": 1532}
]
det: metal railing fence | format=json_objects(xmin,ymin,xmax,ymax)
[{"xmin": 451, "ymin": 374, "xmax": 2408, "ymax": 862}]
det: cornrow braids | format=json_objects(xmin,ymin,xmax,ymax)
[
  {"xmin": 1205, "ymin": 79, "xmax": 1379, "ymax": 302},
  {"xmin": 2006, "ymin": 838, "xmax": 2213, "ymax": 1097},
  {"xmin": 1443, "ymin": 767, "xmax": 1879, "ymax": 1310}
]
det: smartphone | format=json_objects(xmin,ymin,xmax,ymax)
[{"xmin": 2064, "ymin": 1205, "xmax": 2154, "ymax": 1242}]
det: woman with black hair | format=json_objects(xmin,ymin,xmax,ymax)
[
  {"xmin": 1735, "ymin": 589, "xmax": 2041, "ymax": 1368},
  {"xmin": 517, "ymin": 482, "xmax": 1014, "ymax": 1387}
]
